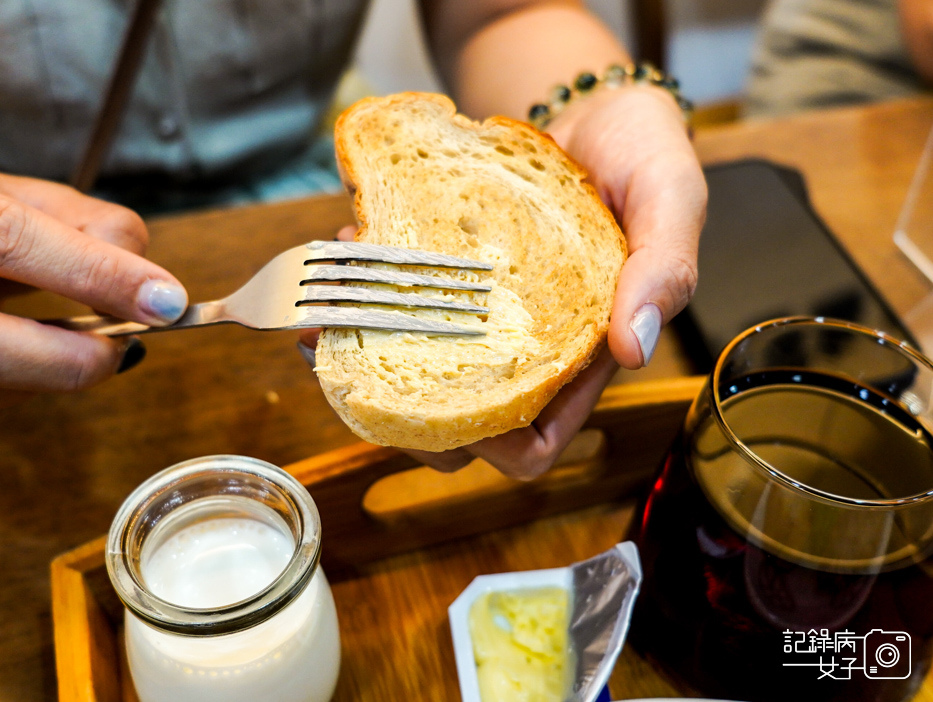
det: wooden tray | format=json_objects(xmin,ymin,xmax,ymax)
[{"xmin": 52, "ymin": 377, "xmax": 705, "ymax": 702}]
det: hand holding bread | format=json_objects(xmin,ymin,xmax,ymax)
[
  {"xmin": 470, "ymin": 84, "xmax": 705, "ymax": 480},
  {"xmin": 305, "ymin": 87, "xmax": 704, "ymax": 480},
  {"xmin": 313, "ymin": 93, "xmax": 625, "ymax": 455},
  {"xmin": 545, "ymin": 84, "xmax": 705, "ymax": 369}
]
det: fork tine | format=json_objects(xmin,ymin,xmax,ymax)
[
  {"xmin": 306, "ymin": 240, "xmax": 494, "ymax": 270},
  {"xmin": 296, "ymin": 307, "xmax": 485, "ymax": 335},
  {"xmin": 302, "ymin": 286, "xmax": 488, "ymax": 313},
  {"xmin": 302, "ymin": 264, "xmax": 492, "ymax": 292}
]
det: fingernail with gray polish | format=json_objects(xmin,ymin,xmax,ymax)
[
  {"xmin": 138, "ymin": 280, "xmax": 188, "ymax": 323},
  {"xmin": 297, "ymin": 342, "xmax": 316, "ymax": 369},
  {"xmin": 117, "ymin": 338, "xmax": 146, "ymax": 374},
  {"xmin": 631, "ymin": 303, "xmax": 663, "ymax": 366}
]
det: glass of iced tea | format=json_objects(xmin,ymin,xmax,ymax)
[{"xmin": 629, "ymin": 316, "xmax": 933, "ymax": 702}]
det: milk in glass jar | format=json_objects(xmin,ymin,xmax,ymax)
[{"xmin": 106, "ymin": 455, "xmax": 341, "ymax": 702}]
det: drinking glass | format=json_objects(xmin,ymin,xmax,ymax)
[{"xmin": 629, "ymin": 317, "xmax": 933, "ymax": 702}]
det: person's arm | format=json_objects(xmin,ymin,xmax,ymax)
[
  {"xmin": 406, "ymin": 0, "xmax": 706, "ymax": 478},
  {"xmin": 0, "ymin": 174, "xmax": 188, "ymax": 396},
  {"xmin": 422, "ymin": 1, "xmax": 630, "ymax": 121},
  {"xmin": 899, "ymin": 0, "xmax": 933, "ymax": 84}
]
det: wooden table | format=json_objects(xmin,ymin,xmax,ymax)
[{"xmin": 3, "ymin": 96, "xmax": 933, "ymax": 701}]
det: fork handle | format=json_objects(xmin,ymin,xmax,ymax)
[
  {"xmin": 43, "ymin": 315, "xmax": 154, "ymax": 336},
  {"xmin": 42, "ymin": 301, "xmax": 225, "ymax": 336}
]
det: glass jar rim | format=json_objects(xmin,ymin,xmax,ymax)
[
  {"xmin": 710, "ymin": 316, "xmax": 933, "ymax": 508},
  {"xmin": 106, "ymin": 455, "xmax": 321, "ymax": 636}
]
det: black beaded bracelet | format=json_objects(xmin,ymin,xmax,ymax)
[{"xmin": 527, "ymin": 62, "xmax": 694, "ymax": 130}]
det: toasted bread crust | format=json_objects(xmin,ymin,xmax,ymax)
[{"xmin": 316, "ymin": 93, "xmax": 626, "ymax": 452}]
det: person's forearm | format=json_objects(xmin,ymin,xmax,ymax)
[
  {"xmin": 423, "ymin": 1, "xmax": 632, "ymax": 120},
  {"xmin": 899, "ymin": 0, "xmax": 933, "ymax": 84}
]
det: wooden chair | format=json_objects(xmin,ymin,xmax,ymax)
[{"xmin": 633, "ymin": 0, "xmax": 668, "ymax": 70}]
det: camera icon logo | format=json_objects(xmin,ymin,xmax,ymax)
[{"xmin": 863, "ymin": 629, "xmax": 911, "ymax": 679}]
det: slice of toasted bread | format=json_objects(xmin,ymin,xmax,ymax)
[{"xmin": 314, "ymin": 93, "xmax": 626, "ymax": 452}]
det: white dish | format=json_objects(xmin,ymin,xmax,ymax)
[
  {"xmin": 448, "ymin": 542, "xmax": 641, "ymax": 702},
  {"xmin": 449, "ymin": 565, "xmax": 570, "ymax": 702}
]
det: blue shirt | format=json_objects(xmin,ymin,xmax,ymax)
[{"xmin": 0, "ymin": 0, "xmax": 370, "ymax": 186}]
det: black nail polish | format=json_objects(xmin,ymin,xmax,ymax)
[{"xmin": 117, "ymin": 338, "xmax": 147, "ymax": 374}]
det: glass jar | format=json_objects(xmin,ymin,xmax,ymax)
[{"xmin": 106, "ymin": 455, "xmax": 341, "ymax": 702}]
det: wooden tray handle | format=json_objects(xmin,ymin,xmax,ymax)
[{"xmin": 286, "ymin": 375, "xmax": 705, "ymax": 572}]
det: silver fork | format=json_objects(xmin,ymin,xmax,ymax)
[{"xmin": 47, "ymin": 241, "xmax": 493, "ymax": 336}]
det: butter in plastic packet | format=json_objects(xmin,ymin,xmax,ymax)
[{"xmin": 448, "ymin": 542, "xmax": 642, "ymax": 702}]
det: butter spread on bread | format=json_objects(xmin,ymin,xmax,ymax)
[{"xmin": 315, "ymin": 93, "xmax": 626, "ymax": 452}]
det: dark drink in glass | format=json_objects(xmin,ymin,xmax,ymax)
[{"xmin": 629, "ymin": 319, "xmax": 933, "ymax": 702}]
